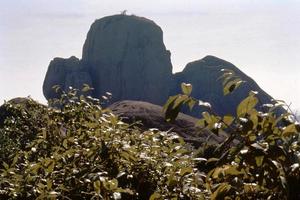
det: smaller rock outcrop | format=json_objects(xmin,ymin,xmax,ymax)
[
  {"xmin": 172, "ymin": 56, "xmax": 277, "ymax": 116},
  {"xmin": 43, "ymin": 56, "xmax": 93, "ymax": 100},
  {"xmin": 108, "ymin": 100, "xmax": 225, "ymax": 147}
]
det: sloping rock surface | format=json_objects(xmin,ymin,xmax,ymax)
[
  {"xmin": 0, "ymin": 99, "xmax": 223, "ymax": 148},
  {"xmin": 108, "ymin": 100, "xmax": 225, "ymax": 147},
  {"xmin": 171, "ymin": 56, "xmax": 275, "ymax": 116}
]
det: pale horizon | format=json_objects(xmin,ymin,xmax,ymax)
[{"xmin": 1, "ymin": 0, "xmax": 299, "ymax": 111}]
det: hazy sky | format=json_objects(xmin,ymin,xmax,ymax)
[{"xmin": 1, "ymin": 0, "xmax": 300, "ymax": 111}]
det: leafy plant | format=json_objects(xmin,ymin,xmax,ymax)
[
  {"xmin": 1, "ymin": 69, "xmax": 299, "ymax": 199},
  {"xmin": 0, "ymin": 86, "xmax": 207, "ymax": 199},
  {"xmin": 164, "ymin": 70, "xmax": 300, "ymax": 199}
]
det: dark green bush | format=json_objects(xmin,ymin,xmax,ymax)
[
  {"xmin": 1, "ymin": 71, "xmax": 299, "ymax": 199},
  {"xmin": 0, "ymin": 87, "xmax": 207, "ymax": 199},
  {"xmin": 0, "ymin": 98, "xmax": 47, "ymax": 163}
]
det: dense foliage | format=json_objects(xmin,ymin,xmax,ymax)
[
  {"xmin": 164, "ymin": 69, "xmax": 300, "ymax": 199},
  {"xmin": 0, "ymin": 69, "xmax": 300, "ymax": 199},
  {"xmin": 0, "ymin": 87, "xmax": 206, "ymax": 199}
]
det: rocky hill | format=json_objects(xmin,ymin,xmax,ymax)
[{"xmin": 43, "ymin": 14, "xmax": 279, "ymax": 116}]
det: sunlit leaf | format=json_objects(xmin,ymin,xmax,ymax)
[
  {"xmin": 149, "ymin": 192, "xmax": 161, "ymax": 200},
  {"xmin": 282, "ymin": 124, "xmax": 298, "ymax": 137},
  {"xmin": 237, "ymin": 95, "xmax": 258, "ymax": 117},
  {"xmin": 181, "ymin": 83, "xmax": 193, "ymax": 96},
  {"xmin": 211, "ymin": 182, "xmax": 232, "ymax": 200},
  {"xmin": 223, "ymin": 115, "xmax": 234, "ymax": 126}
]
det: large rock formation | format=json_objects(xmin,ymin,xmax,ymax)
[
  {"xmin": 43, "ymin": 14, "xmax": 280, "ymax": 117},
  {"xmin": 171, "ymin": 56, "xmax": 275, "ymax": 116},
  {"xmin": 82, "ymin": 15, "xmax": 172, "ymax": 104},
  {"xmin": 43, "ymin": 14, "xmax": 172, "ymax": 105}
]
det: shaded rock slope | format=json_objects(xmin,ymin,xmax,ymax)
[
  {"xmin": 0, "ymin": 99, "xmax": 223, "ymax": 148},
  {"xmin": 108, "ymin": 100, "xmax": 225, "ymax": 147},
  {"xmin": 43, "ymin": 14, "xmax": 279, "ymax": 117},
  {"xmin": 171, "ymin": 56, "xmax": 276, "ymax": 116}
]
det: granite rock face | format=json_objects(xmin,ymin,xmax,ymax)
[
  {"xmin": 43, "ymin": 56, "xmax": 92, "ymax": 100},
  {"xmin": 82, "ymin": 15, "xmax": 172, "ymax": 104},
  {"xmin": 171, "ymin": 56, "xmax": 275, "ymax": 116},
  {"xmin": 43, "ymin": 14, "xmax": 172, "ymax": 105},
  {"xmin": 43, "ymin": 14, "xmax": 279, "ymax": 117}
]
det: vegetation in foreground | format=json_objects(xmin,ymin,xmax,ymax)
[
  {"xmin": 0, "ymin": 87, "xmax": 206, "ymax": 199},
  {"xmin": 0, "ymin": 70, "xmax": 299, "ymax": 199},
  {"xmin": 164, "ymin": 70, "xmax": 300, "ymax": 199}
]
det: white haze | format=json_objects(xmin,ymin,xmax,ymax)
[{"xmin": 0, "ymin": 0, "xmax": 299, "ymax": 111}]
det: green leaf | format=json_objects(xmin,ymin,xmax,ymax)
[
  {"xmin": 255, "ymin": 156, "xmax": 264, "ymax": 167},
  {"xmin": 47, "ymin": 179, "xmax": 53, "ymax": 190},
  {"xmin": 211, "ymin": 165, "xmax": 243, "ymax": 179},
  {"xmin": 282, "ymin": 124, "xmax": 298, "ymax": 137},
  {"xmin": 237, "ymin": 95, "xmax": 258, "ymax": 117},
  {"xmin": 249, "ymin": 109, "xmax": 258, "ymax": 128},
  {"xmin": 223, "ymin": 79, "xmax": 244, "ymax": 96},
  {"xmin": 223, "ymin": 115, "xmax": 234, "ymax": 126},
  {"xmin": 219, "ymin": 72, "xmax": 234, "ymax": 84},
  {"xmin": 202, "ymin": 112, "xmax": 212, "ymax": 124},
  {"xmin": 181, "ymin": 83, "xmax": 193, "ymax": 96},
  {"xmin": 223, "ymin": 80, "xmax": 236, "ymax": 95},
  {"xmin": 46, "ymin": 161, "xmax": 55, "ymax": 173},
  {"xmin": 211, "ymin": 182, "xmax": 232, "ymax": 200},
  {"xmin": 108, "ymin": 179, "xmax": 118, "ymax": 190},
  {"xmin": 163, "ymin": 95, "xmax": 184, "ymax": 122},
  {"xmin": 102, "ymin": 178, "xmax": 118, "ymax": 191},
  {"xmin": 149, "ymin": 192, "xmax": 161, "ymax": 200},
  {"xmin": 52, "ymin": 85, "xmax": 61, "ymax": 93},
  {"xmin": 196, "ymin": 118, "xmax": 207, "ymax": 128},
  {"xmin": 63, "ymin": 139, "xmax": 68, "ymax": 149},
  {"xmin": 81, "ymin": 84, "xmax": 93, "ymax": 92},
  {"xmin": 179, "ymin": 167, "xmax": 193, "ymax": 176},
  {"xmin": 93, "ymin": 180, "xmax": 101, "ymax": 194},
  {"xmin": 163, "ymin": 95, "xmax": 177, "ymax": 113},
  {"xmin": 2, "ymin": 162, "xmax": 9, "ymax": 170},
  {"xmin": 173, "ymin": 95, "xmax": 188, "ymax": 109}
]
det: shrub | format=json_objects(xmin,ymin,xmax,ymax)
[
  {"xmin": 1, "ymin": 70, "xmax": 299, "ymax": 199},
  {"xmin": 0, "ymin": 98, "xmax": 47, "ymax": 163},
  {"xmin": 164, "ymin": 70, "xmax": 300, "ymax": 199},
  {"xmin": 0, "ymin": 87, "xmax": 207, "ymax": 199}
]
